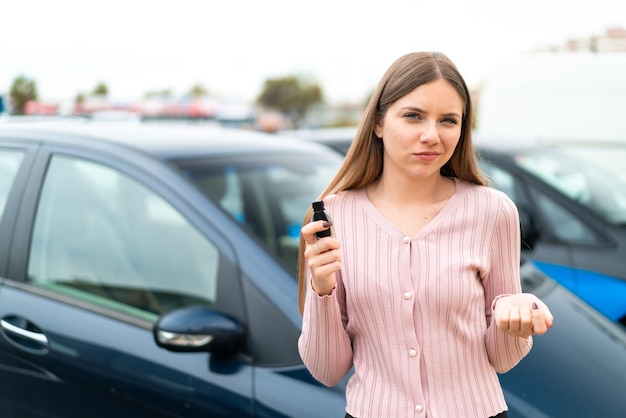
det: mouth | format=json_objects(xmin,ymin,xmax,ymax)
[{"xmin": 414, "ymin": 151, "xmax": 440, "ymax": 161}]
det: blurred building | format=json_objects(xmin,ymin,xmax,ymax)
[
  {"xmin": 539, "ymin": 26, "xmax": 626, "ymax": 53},
  {"xmin": 475, "ymin": 52, "xmax": 626, "ymax": 141}
]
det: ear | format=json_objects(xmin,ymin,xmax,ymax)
[{"xmin": 374, "ymin": 121, "xmax": 383, "ymax": 138}]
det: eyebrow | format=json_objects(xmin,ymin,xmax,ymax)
[{"xmin": 400, "ymin": 106, "xmax": 462, "ymax": 119}]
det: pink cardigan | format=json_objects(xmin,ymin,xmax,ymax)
[{"xmin": 298, "ymin": 179, "xmax": 532, "ymax": 418}]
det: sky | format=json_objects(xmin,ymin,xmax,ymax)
[{"xmin": 2, "ymin": 0, "xmax": 626, "ymax": 105}]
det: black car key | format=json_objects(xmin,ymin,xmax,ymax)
[{"xmin": 311, "ymin": 200, "xmax": 332, "ymax": 239}]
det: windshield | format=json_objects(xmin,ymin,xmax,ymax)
[
  {"xmin": 513, "ymin": 147, "xmax": 626, "ymax": 225},
  {"xmin": 173, "ymin": 153, "xmax": 340, "ymax": 272}
]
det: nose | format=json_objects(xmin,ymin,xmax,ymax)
[{"xmin": 419, "ymin": 121, "xmax": 440, "ymax": 144}]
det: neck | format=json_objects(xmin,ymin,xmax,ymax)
[
  {"xmin": 368, "ymin": 173, "xmax": 452, "ymax": 206},
  {"xmin": 365, "ymin": 174, "xmax": 457, "ymax": 237}
]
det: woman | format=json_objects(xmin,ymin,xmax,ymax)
[{"xmin": 297, "ymin": 52, "xmax": 553, "ymax": 418}]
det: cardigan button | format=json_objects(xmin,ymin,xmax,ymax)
[
  {"xmin": 402, "ymin": 236, "xmax": 410, "ymax": 244},
  {"xmin": 415, "ymin": 404, "xmax": 424, "ymax": 412}
]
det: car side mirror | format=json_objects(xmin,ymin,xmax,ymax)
[{"xmin": 153, "ymin": 305, "xmax": 245, "ymax": 355}]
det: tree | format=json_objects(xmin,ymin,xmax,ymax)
[
  {"xmin": 256, "ymin": 75, "xmax": 323, "ymax": 127},
  {"xmin": 188, "ymin": 83, "xmax": 209, "ymax": 98},
  {"xmin": 144, "ymin": 89, "xmax": 173, "ymax": 99},
  {"xmin": 9, "ymin": 75, "xmax": 38, "ymax": 115},
  {"xmin": 92, "ymin": 82, "xmax": 109, "ymax": 97}
]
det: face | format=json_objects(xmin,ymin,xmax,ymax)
[{"xmin": 375, "ymin": 78, "xmax": 464, "ymax": 181}]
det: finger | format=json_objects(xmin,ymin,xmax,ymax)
[
  {"xmin": 306, "ymin": 246, "xmax": 341, "ymax": 267},
  {"xmin": 507, "ymin": 306, "xmax": 521, "ymax": 335},
  {"xmin": 304, "ymin": 238, "xmax": 339, "ymax": 259},
  {"xmin": 495, "ymin": 302, "xmax": 510, "ymax": 333},
  {"xmin": 300, "ymin": 223, "xmax": 320, "ymax": 245},
  {"xmin": 307, "ymin": 251, "xmax": 341, "ymax": 288},
  {"xmin": 532, "ymin": 300, "xmax": 554, "ymax": 329},
  {"xmin": 531, "ymin": 316, "xmax": 547, "ymax": 335},
  {"xmin": 518, "ymin": 305, "xmax": 533, "ymax": 337},
  {"xmin": 531, "ymin": 305, "xmax": 552, "ymax": 335},
  {"xmin": 301, "ymin": 221, "xmax": 332, "ymax": 244},
  {"xmin": 497, "ymin": 309, "xmax": 511, "ymax": 334},
  {"xmin": 539, "ymin": 302, "xmax": 554, "ymax": 328},
  {"xmin": 310, "ymin": 248, "xmax": 341, "ymax": 267},
  {"xmin": 311, "ymin": 263, "xmax": 341, "ymax": 282}
]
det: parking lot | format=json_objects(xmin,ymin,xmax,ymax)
[{"xmin": 0, "ymin": 119, "xmax": 625, "ymax": 417}]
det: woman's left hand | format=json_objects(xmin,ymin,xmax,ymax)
[{"xmin": 493, "ymin": 294, "xmax": 554, "ymax": 338}]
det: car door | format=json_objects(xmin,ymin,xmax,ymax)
[
  {"xmin": 0, "ymin": 141, "xmax": 254, "ymax": 417},
  {"xmin": 479, "ymin": 157, "xmax": 624, "ymax": 320},
  {"xmin": 517, "ymin": 172, "xmax": 626, "ymax": 322},
  {"xmin": 479, "ymin": 159, "xmax": 574, "ymax": 282}
]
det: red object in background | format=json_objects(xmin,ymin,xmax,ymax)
[{"xmin": 24, "ymin": 101, "xmax": 58, "ymax": 115}]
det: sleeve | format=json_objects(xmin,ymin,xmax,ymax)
[
  {"xmin": 483, "ymin": 193, "xmax": 533, "ymax": 373},
  {"xmin": 298, "ymin": 271, "xmax": 354, "ymax": 386}
]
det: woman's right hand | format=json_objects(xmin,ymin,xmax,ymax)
[{"xmin": 301, "ymin": 220, "xmax": 342, "ymax": 296}]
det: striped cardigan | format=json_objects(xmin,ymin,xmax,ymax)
[{"xmin": 298, "ymin": 179, "xmax": 532, "ymax": 418}]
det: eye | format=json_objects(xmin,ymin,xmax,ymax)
[
  {"xmin": 404, "ymin": 112, "xmax": 422, "ymax": 120},
  {"xmin": 441, "ymin": 117, "xmax": 459, "ymax": 125}
]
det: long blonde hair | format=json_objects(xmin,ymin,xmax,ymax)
[{"xmin": 298, "ymin": 51, "xmax": 486, "ymax": 313}]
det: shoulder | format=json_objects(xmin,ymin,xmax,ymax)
[
  {"xmin": 455, "ymin": 179, "xmax": 518, "ymax": 215},
  {"xmin": 324, "ymin": 188, "xmax": 364, "ymax": 207},
  {"xmin": 323, "ymin": 188, "xmax": 367, "ymax": 218},
  {"xmin": 454, "ymin": 180, "xmax": 520, "ymax": 241}
]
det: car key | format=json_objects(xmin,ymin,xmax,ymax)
[{"xmin": 311, "ymin": 200, "xmax": 332, "ymax": 239}]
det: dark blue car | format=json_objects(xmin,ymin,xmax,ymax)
[
  {"xmin": 476, "ymin": 140, "xmax": 626, "ymax": 326},
  {"xmin": 1, "ymin": 120, "xmax": 626, "ymax": 417}
]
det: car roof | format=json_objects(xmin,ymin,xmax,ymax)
[
  {"xmin": 473, "ymin": 130, "xmax": 626, "ymax": 155},
  {"xmin": 280, "ymin": 126, "xmax": 358, "ymax": 141},
  {"xmin": 0, "ymin": 118, "xmax": 340, "ymax": 160}
]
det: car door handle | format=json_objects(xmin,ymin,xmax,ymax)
[{"xmin": 0, "ymin": 318, "xmax": 49, "ymax": 346}]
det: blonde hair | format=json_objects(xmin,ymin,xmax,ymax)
[{"xmin": 298, "ymin": 51, "xmax": 486, "ymax": 312}]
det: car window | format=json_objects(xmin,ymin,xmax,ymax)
[
  {"xmin": 28, "ymin": 155, "xmax": 219, "ymax": 322},
  {"xmin": 0, "ymin": 148, "xmax": 25, "ymax": 221},
  {"xmin": 532, "ymin": 189, "xmax": 603, "ymax": 245},
  {"xmin": 514, "ymin": 150, "xmax": 626, "ymax": 225},
  {"xmin": 176, "ymin": 154, "xmax": 339, "ymax": 271},
  {"xmin": 480, "ymin": 158, "xmax": 603, "ymax": 246},
  {"xmin": 479, "ymin": 160, "xmax": 518, "ymax": 201}
]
